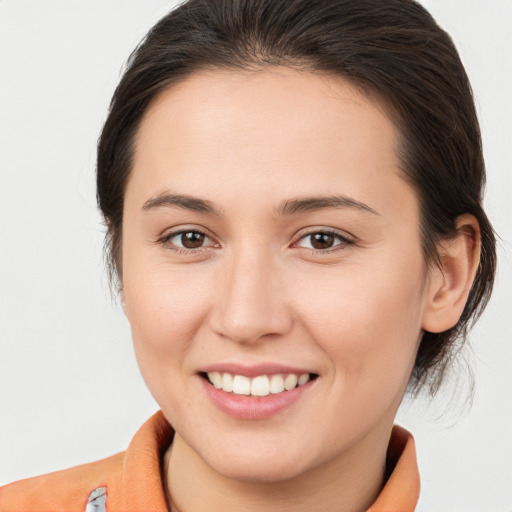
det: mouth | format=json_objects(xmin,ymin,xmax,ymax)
[
  {"xmin": 200, "ymin": 371, "xmax": 319, "ymax": 397},
  {"xmin": 198, "ymin": 363, "xmax": 319, "ymax": 419}
]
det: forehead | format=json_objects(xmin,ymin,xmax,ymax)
[
  {"xmin": 135, "ymin": 66, "xmax": 399, "ymax": 157},
  {"xmin": 128, "ymin": 67, "xmax": 412, "ymax": 216}
]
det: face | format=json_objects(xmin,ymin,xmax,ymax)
[{"xmin": 122, "ymin": 67, "xmax": 430, "ymax": 481}]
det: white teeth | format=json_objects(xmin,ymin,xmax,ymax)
[
  {"xmin": 251, "ymin": 375, "xmax": 270, "ymax": 396},
  {"xmin": 209, "ymin": 371, "xmax": 223, "ymax": 389},
  {"xmin": 206, "ymin": 371, "xmax": 313, "ymax": 396},
  {"xmin": 269, "ymin": 374, "xmax": 285, "ymax": 394},
  {"xmin": 284, "ymin": 374, "xmax": 298, "ymax": 391},
  {"xmin": 232, "ymin": 375, "xmax": 251, "ymax": 395},
  {"xmin": 222, "ymin": 372, "xmax": 233, "ymax": 392},
  {"xmin": 298, "ymin": 373, "xmax": 310, "ymax": 386}
]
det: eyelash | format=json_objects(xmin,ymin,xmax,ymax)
[
  {"xmin": 157, "ymin": 229, "xmax": 216, "ymax": 255},
  {"xmin": 157, "ymin": 229, "xmax": 355, "ymax": 255},
  {"xmin": 293, "ymin": 230, "xmax": 355, "ymax": 253}
]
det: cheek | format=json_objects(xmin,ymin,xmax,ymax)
[
  {"xmin": 295, "ymin": 256, "xmax": 425, "ymax": 390},
  {"xmin": 122, "ymin": 254, "xmax": 213, "ymax": 379},
  {"xmin": 123, "ymin": 267, "xmax": 216, "ymax": 419}
]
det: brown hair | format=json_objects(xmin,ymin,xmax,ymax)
[{"xmin": 97, "ymin": 0, "xmax": 496, "ymax": 395}]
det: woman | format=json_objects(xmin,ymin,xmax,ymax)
[{"xmin": 0, "ymin": 0, "xmax": 497, "ymax": 510}]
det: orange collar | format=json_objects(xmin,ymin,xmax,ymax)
[
  {"xmin": 117, "ymin": 412, "xmax": 420, "ymax": 511},
  {"xmin": 367, "ymin": 424, "xmax": 420, "ymax": 511}
]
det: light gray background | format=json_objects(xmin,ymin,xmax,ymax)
[{"xmin": 0, "ymin": 1, "xmax": 511, "ymax": 510}]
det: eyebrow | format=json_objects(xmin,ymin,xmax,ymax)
[
  {"xmin": 276, "ymin": 195, "xmax": 379, "ymax": 216},
  {"xmin": 141, "ymin": 191, "xmax": 379, "ymax": 217},
  {"xmin": 142, "ymin": 192, "xmax": 222, "ymax": 216}
]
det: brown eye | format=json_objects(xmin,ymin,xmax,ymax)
[
  {"xmin": 162, "ymin": 229, "xmax": 215, "ymax": 251},
  {"xmin": 181, "ymin": 231, "xmax": 205, "ymax": 249},
  {"xmin": 295, "ymin": 231, "xmax": 353, "ymax": 252},
  {"xmin": 310, "ymin": 233, "xmax": 335, "ymax": 250}
]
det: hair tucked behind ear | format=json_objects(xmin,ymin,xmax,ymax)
[{"xmin": 97, "ymin": 0, "xmax": 496, "ymax": 396}]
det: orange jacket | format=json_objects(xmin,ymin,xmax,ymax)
[{"xmin": 0, "ymin": 411, "xmax": 420, "ymax": 511}]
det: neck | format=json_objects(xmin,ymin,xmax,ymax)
[{"xmin": 164, "ymin": 426, "xmax": 391, "ymax": 512}]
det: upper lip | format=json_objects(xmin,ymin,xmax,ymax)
[{"xmin": 199, "ymin": 362, "xmax": 316, "ymax": 377}]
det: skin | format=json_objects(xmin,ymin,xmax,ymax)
[{"xmin": 121, "ymin": 67, "xmax": 480, "ymax": 512}]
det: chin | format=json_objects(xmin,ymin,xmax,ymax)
[
  {"xmin": 200, "ymin": 438, "xmax": 315, "ymax": 483},
  {"xmin": 211, "ymin": 457, "xmax": 309, "ymax": 483}
]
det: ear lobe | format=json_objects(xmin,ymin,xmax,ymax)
[{"xmin": 422, "ymin": 214, "xmax": 481, "ymax": 333}]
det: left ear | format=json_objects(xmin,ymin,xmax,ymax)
[{"xmin": 422, "ymin": 214, "xmax": 481, "ymax": 333}]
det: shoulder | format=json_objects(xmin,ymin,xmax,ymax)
[
  {"xmin": 0, "ymin": 411, "xmax": 173, "ymax": 512},
  {"xmin": 0, "ymin": 452, "xmax": 124, "ymax": 512}
]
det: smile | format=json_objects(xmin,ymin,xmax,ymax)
[
  {"xmin": 199, "ymin": 365, "xmax": 319, "ymax": 419},
  {"xmin": 206, "ymin": 371, "xmax": 313, "ymax": 396}
]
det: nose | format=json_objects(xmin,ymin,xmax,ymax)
[{"xmin": 209, "ymin": 248, "xmax": 293, "ymax": 345}]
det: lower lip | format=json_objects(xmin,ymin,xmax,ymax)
[{"xmin": 200, "ymin": 376, "xmax": 315, "ymax": 420}]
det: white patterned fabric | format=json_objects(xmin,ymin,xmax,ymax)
[{"xmin": 85, "ymin": 487, "xmax": 107, "ymax": 512}]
